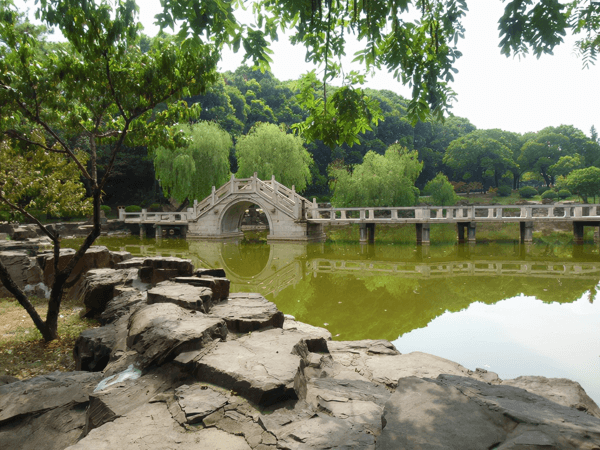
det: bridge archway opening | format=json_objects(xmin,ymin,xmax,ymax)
[{"xmin": 220, "ymin": 200, "xmax": 272, "ymax": 237}]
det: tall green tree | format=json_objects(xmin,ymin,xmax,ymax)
[
  {"xmin": 443, "ymin": 131, "xmax": 516, "ymax": 188},
  {"xmin": 153, "ymin": 122, "xmax": 232, "ymax": 203},
  {"xmin": 0, "ymin": 0, "xmax": 219, "ymax": 341},
  {"xmin": 235, "ymin": 123, "xmax": 312, "ymax": 192},
  {"xmin": 564, "ymin": 167, "xmax": 600, "ymax": 203},
  {"xmin": 423, "ymin": 173, "xmax": 458, "ymax": 206},
  {"xmin": 329, "ymin": 145, "xmax": 422, "ymax": 207}
]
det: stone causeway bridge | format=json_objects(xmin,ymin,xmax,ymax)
[{"xmin": 119, "ymin": 174, "xmax": 600, "ymax": 244}]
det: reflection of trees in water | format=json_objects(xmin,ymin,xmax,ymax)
[{"xmin": 272, "ymin": 272, "xmax": 598, "ymax": 342}]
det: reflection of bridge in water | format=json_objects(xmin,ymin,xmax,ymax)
[{"xmin": 118, "ymin": 241, "xmax": 600, "ymax": 297}]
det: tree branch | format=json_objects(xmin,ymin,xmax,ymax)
[
  {"xmin": 5, "ymin": 90, "xmax": 94, "ymax": 181},
  {"xmin": 0, "ymin": 195, "xmax": 59, "ymax": 244},
  {"xmin": 3, "ymin": 130, "xmax": 69, "ymax": 154}
]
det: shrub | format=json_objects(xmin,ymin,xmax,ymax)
[
  {"xmin": 558, "ymin": 189, "xmax": 571, "ymax": 199},
  {"xmin": 487, "ymin": 187, "xmax": 498, "ymax": 195},
  {"xmin": 519, "ymin": 186, "xmax": 538, "ymax": 198},
  {"xmin": 537, "ymin": 186, "xmax": 550, "ymax": 195},
  {"xmin": 541, "ymin": 190, "xmax": 558, "ymax": 200},
  {"xmin": 125, "ymin": 205, "xmax": 142, "ymax": 213},
  {"xmin": 148, "ymin": 203, "xmax": 161, "ymax": 212},
  {"xmin": 497, "ymin": 186, "xmax": 512, "ymax": 197},
  {"xmin": 100, "ymin": 205, "xmax": 111, "ymax": 214},
  {"xmin": 423, "ymin": 173, "xmax": 458, "ymax": 206}
]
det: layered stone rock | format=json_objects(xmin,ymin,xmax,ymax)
[
  {"xmin": 76, "ymin": 268, "xmax": 139, "ymax": 317},
  {"xmin": 127, "ymin": 302, "xmax": 228, "ymax": 369},
  {"xmin": 84, "ymin": 364, "xmax": 188, "ymax": 434},
  {"xmin": 0, "ymin": 371, "xmax": 103, "ymax": 450},
  {"xmin": 0, "ymin": 250, "xmax": 45, "ymax": 298},
  {"xmin": 65, "ymin": 402, "xmax": 252, "ymax": 450},
  {"xmin": 39, "ymin": 246, "xmax": 114, "ymax": 287},
  {"xmin": 377, "ymin": 375, "xmax": 600, "ymax": 450},
  {"xmin": 147, "ymin": 280, "xmax": 214, "ymax": 313},
  {"xmin": 173, "ymin": 275, "xmax": 230, "ymax": 301},
  {"xmin": 99, "ymin": 288, "xmax": 146, "ymax": 325},
  {"xmin": 73, "ymin": 323, "xmax": 118, "ymax": 372},
  {"xmin": 210, "ymin": 293, "xmax": 284, "ymax": 333},
  {"xmin": 500, "ymin": 375, "xmax": 600, "ymax": 419},
  {"xmin": 193, "ymin": 328, "xmax": 314, "ymax": 406},
  {"xmin": 138, "ymin": 257, "xmax": 194, "ymax": 284}
]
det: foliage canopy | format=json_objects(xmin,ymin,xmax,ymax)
[
  {"xmin": 153, "ymin": 121, "xmax": 232, "ymax": 203},
  {"xmin": 329, "ymin": 145, "xmax": 422, "ymax": 207},
  {"xmin": 236, "ymin": 123, "xmax": 313, "ymax": 192}
]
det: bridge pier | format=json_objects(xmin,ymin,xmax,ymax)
[
  {"xmin": 520, "ymin": 221, "xmax": 534, "ymax": 243},
  {"xmin": 359, "ymin": 223, "xmax": 376, "ymax": 243},
  {"xmin": 573, "ymin": 221, "xmax": 600, "ymax": 244},
  {"xmin": 457, "ymin": 222, "xmax": 476, "ymax": 243},
  {"xmin": 140, "ymin": 224, "xmax": 147, "ymax": 238},
  {"xmin": 416, "ymin": 223, "xmax": 430, "ymax": 245}
]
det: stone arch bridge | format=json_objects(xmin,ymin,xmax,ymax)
[{"xmin": 121, "ymin": 174, "xmax": 325, "ymax": 242}]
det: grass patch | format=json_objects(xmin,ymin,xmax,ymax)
[{"xmin": 0, "ymin": 296, "xmax": 98, "ymax": 380}]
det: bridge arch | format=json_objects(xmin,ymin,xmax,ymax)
[{"xmin": 218, "ymin": 196, "xmax": 274, "ymax": 238}]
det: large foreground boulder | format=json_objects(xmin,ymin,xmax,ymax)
[
  {"xmin": 75, "ymin": 268, "xmax": 140, "ymax": 317},
  {"xmin": 193, "ymin": 328, "xmax": 321, "ymax": 406}
]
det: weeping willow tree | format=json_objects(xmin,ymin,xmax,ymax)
[
  {"xmin": 153, "ymin": 121, "xmax": 232, "ymax": 203},
  {"xmin": 329, "ymin": 145, "xmax": 423, "ymax": 207},
  {"xmin": 235, "ymin": 123, "xmax": 313, "ymax": 192}
]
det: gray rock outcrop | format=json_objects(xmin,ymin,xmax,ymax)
[
  {"xmin": 4, "ymin": 263, "xmax": 600, "ymax": 450},
  {"xmin": 210, "ymin": 292, "xmax": 284, "ymax": 333}
]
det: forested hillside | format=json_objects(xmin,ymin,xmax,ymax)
[{"xmin": 96, "ymin": 64, "xmax": 600, "ymax": 206}]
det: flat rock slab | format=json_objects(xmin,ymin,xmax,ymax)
[
  {"xmin": 283, "ymin": 317, "xmax": 332, "ymax": 341},
  {"xmin": 0, "ymin": 371, "xmax": 102, "ymax": 424},
  {"xmin": 500, "ymin": 375, "xmax": 600, "ymax": 419},
  {"xmin": 173, "ymin": 276, "xmax": 230, "ymax": 300},
  {"xmin": 127, "ymin": 302, "xmax": 228, "ymax": 369},
  {"xmin": 175, "ymin": 384, "xmax": 229, "ymax": 424},
  {"xmin": 328, "ymin": 342, "xmax": 487, "ymax": 388},
  {"xmin": 264, "ymin": 411, "xmax": 376, "ymax": 450},
  {"xmin": 66, "ymin": 402, "xmax": 251, "ymax": 450},
  {"xmin": 194, "ymin": 328, "xmax": 312, "ymax": 406},
  {"xmin": 438, "ymin": 374, "xmax": 600, "ymax": 449},
  {"xmin": 209, "ymin": 292, "xmax": 284, "ymax": 333},
  {"xmin": 147, "ymin": 281, "xmax": 213, "ymax": 313},
  {"xmin": 304, "ymin": 377, "xmax": 391, "ymax": 436},
  {"xmin": 377, "ymin": 376, "xmax": 509, "ymax": 450}
]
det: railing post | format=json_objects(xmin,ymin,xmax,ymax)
[
  {"xmin": 360, "ymin": 209, "xmax": 365, "ymax": 220},
  {"xmin": 141, "ymin": 209, "xmax": 147, "ymax": 221},
  {"xmin": 230, "ymin": 174, "xmax": 235, "ymax": 194},
  {"xmin": 211, "ymin": 186, "xmax": 216, "ymax": 205},
  {"xmin": 392, "ymin": 209, "xmax": 399, "ymax": 220},
  {"xmin": 574, "ymin": 206, "xmax": 583, "ymax": 218}
]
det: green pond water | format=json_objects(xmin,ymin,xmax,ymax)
[{"xmin": 64, "ymin": 227, "xmax": 600, "ymax": 404}]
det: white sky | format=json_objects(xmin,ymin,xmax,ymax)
[{"xmin": 16, "ymin": 0, "xmax": 600, "ymax": 137}]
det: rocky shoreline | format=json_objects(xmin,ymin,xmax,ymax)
[{"xmin": 1, "ymin": 238, "xmax": 600, "ymax": 449}]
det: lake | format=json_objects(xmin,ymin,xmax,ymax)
[{"xmin": 64, "ymin": 228, "xmax": 600, "ymax": 404}]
